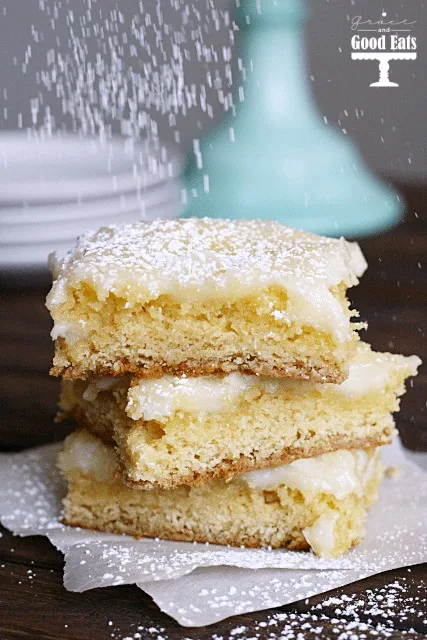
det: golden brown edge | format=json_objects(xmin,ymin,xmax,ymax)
[
  {"xmin": 51, "ymin": 351, "xmax": 346, "ymax": 385},
  {"xmin": 61, "ymin": 513, "xmax": 311, "ymax": 550},
  {"xmin": 116, "ymin": 429, "xmax": 394, "ymax": 490}
]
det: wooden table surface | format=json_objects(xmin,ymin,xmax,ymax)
[{"xmin": 0, "ymin": 183, "xmax": 426, "ymax": 639}]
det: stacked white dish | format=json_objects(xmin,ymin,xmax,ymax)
[{"xmin": 0, "ymin": 133, "xmax": 182, "ymax": 271}]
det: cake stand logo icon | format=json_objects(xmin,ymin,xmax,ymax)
[{"xmin": 350, "ymin": 11, "xmax": 417, "ymax": 87}]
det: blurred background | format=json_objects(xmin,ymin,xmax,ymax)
[
  {"xmin": 1, "ymin": 0, "xmax": 426, "ymax": 179},
  {"xmin": 0, "ymin": 0, "xmax": 425, "ymax": 453}
]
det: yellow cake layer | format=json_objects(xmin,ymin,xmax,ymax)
[
  {"xmin": 59, "ymin": 342, "xmax": 420, "ymax": 490},
  {"xmin": 47, "ymin": 218, "xmax": 367, "ymax": 382},
  {"xmin": 59, "ymin": 430, "xmax": 384, "ymax": 558}
]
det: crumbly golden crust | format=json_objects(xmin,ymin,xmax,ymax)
[
  {"xmin": 62, "ymin": 512, "xmax": 311, "ymax": 550},
  {"xmin": 118, "ymin": 430, "xmax": 393, "ymax": 490},
  {"xmin": 51, "ymin": 350, "xmax": 346, "ymax": 384}
]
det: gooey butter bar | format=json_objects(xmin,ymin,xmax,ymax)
[
  {"xmin": 47, "ymin": 218, "xmax": 366, "ymax": 382},
  {"xmin": 59, "ymin": 429, "xmax": 384, "ymax": 558},
  {"xmin": 49, "ymin": 218, "xmax": 420, "ymax": 557}
]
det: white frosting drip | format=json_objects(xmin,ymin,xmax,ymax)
[
  {"xmin": 303, "ymin": 510, "xmax": 340, "ymax": 557},
  {"xmin": 126, "ymin": 373, "xmax": 257, "ymax": 422},
  {"xmin": 241, "ymin": 449, "xmax": 378, "ymax": 499},
  {"xmin": 337, "ymin": 348, "xmax": 421, "ymax": 397},
  {"xmin": 47, "ymin": 218, "xmax": 367, "ymax": 344},
  {"xmin": 59, "ymin": 433, "xmax": 117, "ymax": 483}
]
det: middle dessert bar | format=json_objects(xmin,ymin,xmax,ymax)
[{"xmin": 59, "ymin": 342, "xmax": 420, "ymax": 490}]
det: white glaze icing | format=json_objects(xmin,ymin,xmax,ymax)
[
  {"xmin": 241, "ymin": 449, "xmax": 378, "ymax": 498},
  {"xmin": 337, "ymin": 347, "xmax": 421, "ymax": 397},
  {"xmin": 303, "ymin": 510, "xmax": 340, "ymax": 557},
  {"xmin": 126, "ymin": 373, "xmax": 257, "ymax": 422},
  {"xmin": 47, "ymin": 218, "xmax": 367, "ymax": 344},
  {"xmin": 122, "ymin": 344, "xmax": 420, "ymax": 421},
  {"xmin": 59, "ymin": 432, "xmax": 117, "ymax": 483}
]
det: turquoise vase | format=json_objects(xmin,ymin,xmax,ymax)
[{"xmin": 182, "ymin": 0, "xmax": 402, "ymax": 237}]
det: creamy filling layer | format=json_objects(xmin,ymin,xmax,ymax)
[
  {"xmin": 60, "ymin": 432, "xmax": 118, "ymax": 483},
  {"xmin": 50, "ymin": 282, "xmax": 351, "ymax": 346},
  {"xmin": 126, "ymin": 373, "xmax": 257, "ymax": 422},
  {"xmin": 303, "ymin": 510, "xmax": 340, "ymax": 557},
  {"xmin": 119, "ymin": 344, "xmax": 419, "ymax": 421},
  {"xmin": 241, "ymin": 449, "xmax": 379, "ymax": 499},
  {"xmin": 60, "ymin": 431, "xmax": 378, "ymax": 500}
]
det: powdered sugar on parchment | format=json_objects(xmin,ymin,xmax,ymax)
[
  {"xmin": 103, "ymin": 577, "xmax": 427, "ymax": 638},
  {"xmin": 0, "ymin": 438, "xmax": 426, "ymax": 626}
]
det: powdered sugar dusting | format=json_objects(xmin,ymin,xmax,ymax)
[
  {"xmin": 221, "ymin": 579, "xmax": 427, "ymax": 639},
  {"xmin": 104, "ymin": 576, "xmax": 426, "ymax": 638},
  {"xmin": 49, "ymin": 219, "xmax": 366, "ymax": 294}
]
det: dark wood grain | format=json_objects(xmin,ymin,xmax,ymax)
[{"xmin": 0, "ymin": 182, "xmax": 426, "ymax": 639}]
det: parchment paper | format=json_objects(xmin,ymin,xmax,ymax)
[{"xmin": 0, "ymin": 438, "xmax": 426, "ymax": 626}]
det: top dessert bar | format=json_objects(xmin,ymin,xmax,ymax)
[{"xmin": 47, "ymin": 218, "xmax": 367, "ymax": 382}]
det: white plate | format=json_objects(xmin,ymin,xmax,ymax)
[
  {"xmin": 0, "ymin": 206, "xmax": 181, "ymax": 268},
  {"xmin": 0, "ymin": 181, "xmax": 180, "ymax": 225},
  {"xmin": 0, "ymin": 240, "xmax": 73, "ymax": 269},
  {"xmin": 0, "ymin": 198, "xmax": 180, "ymax": 244},
  {"xmin": 0, "ymin": 133, "xmax": 182, "ymax": 204}
]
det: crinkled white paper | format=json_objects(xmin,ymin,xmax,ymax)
[{"xmin": 0, "ymin": 438, "xmax": 426, "ymax": 626}]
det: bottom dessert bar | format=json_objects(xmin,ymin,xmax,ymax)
[{"xmin": 58, "ymin": 430, "xmax": 384, "ymax": 558}]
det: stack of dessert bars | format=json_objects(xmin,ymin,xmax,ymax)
[{"xmin": 47, "ymin": 219, "xmax": 420, "ymax": 558}]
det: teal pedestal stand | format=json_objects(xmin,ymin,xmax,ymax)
[{"xmin": 182, "ymin": 0, "xmax": 402, "ymax": 237}]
